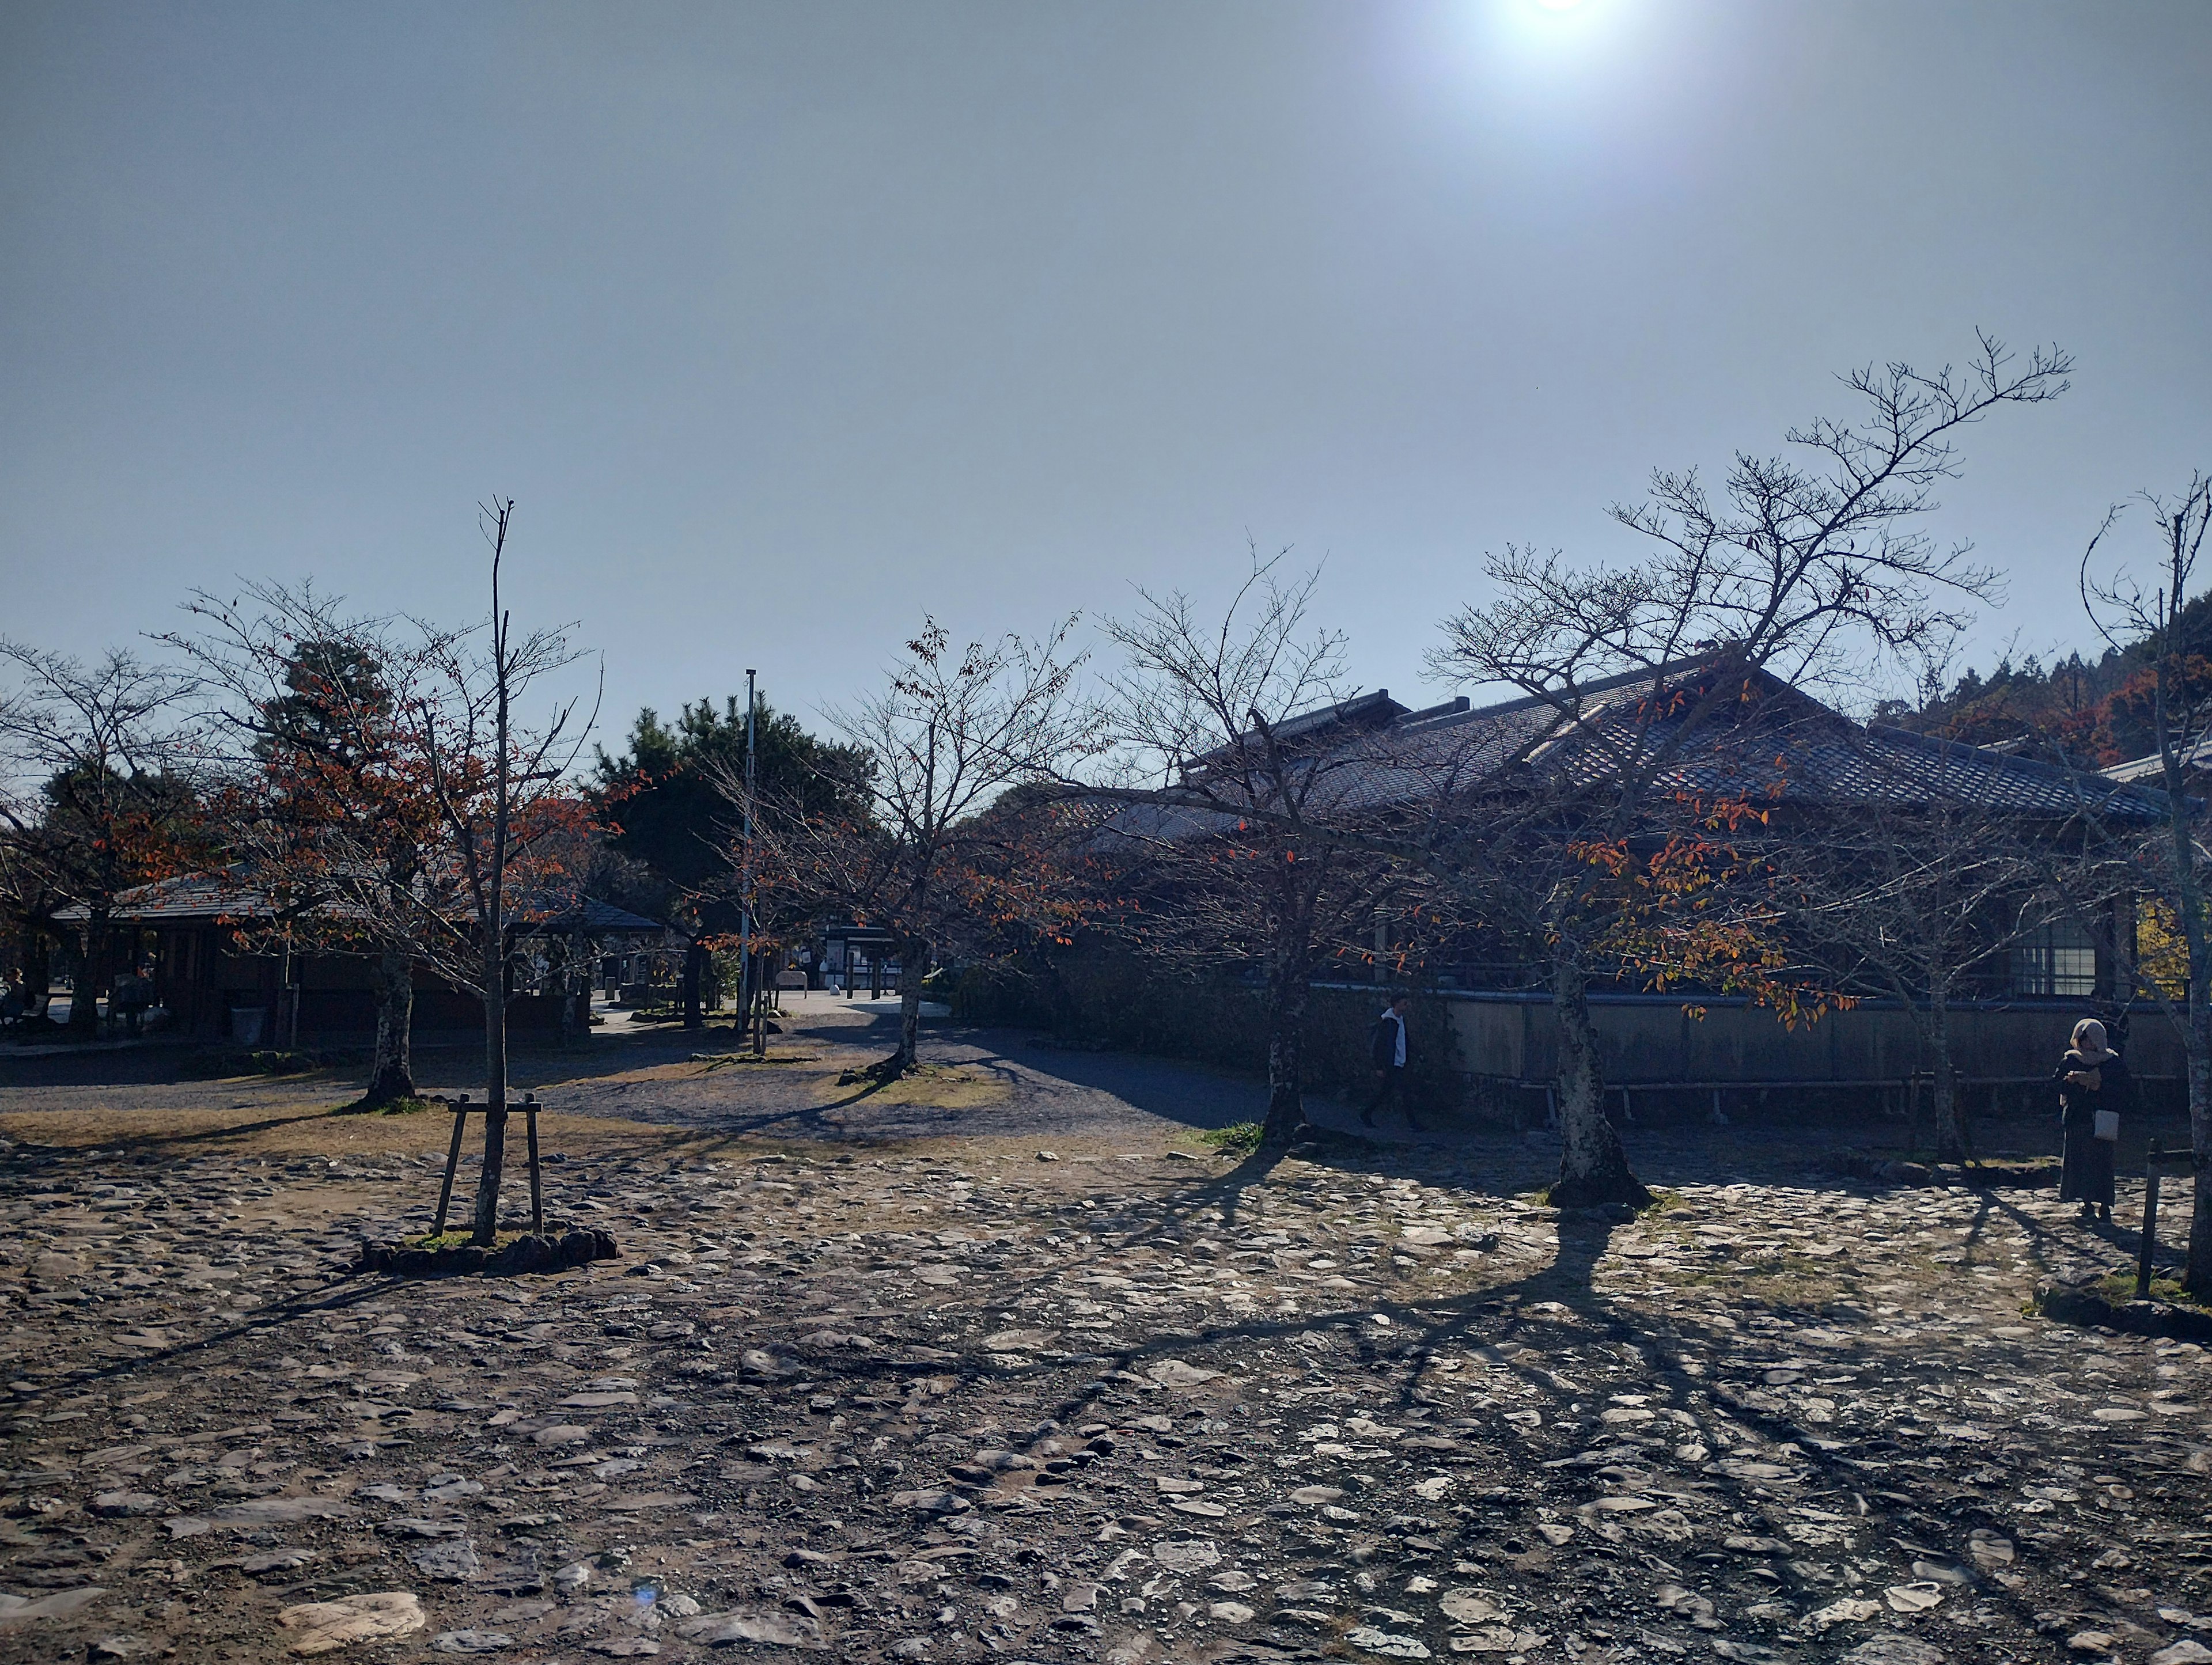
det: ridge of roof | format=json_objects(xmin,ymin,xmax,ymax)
[
  {"xmin": 1182, "ymin": 686, "xmax": 1411, "ymax": 776},
  {"xmin": 1400, "ymin": 652, "xmax": 1783, "ymax": 731},
  {"xmin": 1262, "ymin": 687, "xmax": 1406, "ymax": 740}
]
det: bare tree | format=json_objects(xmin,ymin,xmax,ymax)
[
  {"xmin": 2078, "ymin": 471, "xmax": 2212, "ymax": 1288},
  {"xmin": 1775, "ymin": 743, "xmax": 2061, "ymax": 1163},
  {"xmin": 0, "ymin": 644, "xmax": 203, "ymax": 1038},
  {"xmin": 1419, "ymin": 333, "xmax": 2071, "ymax": 1206},
  {"xmin": 1094, "ymin": 553, "xmax": 1410, "ymax": 1146},
  {"xmin": 746, "ymin": 617, "xmax": 1088, "ymax": 1077},
  {"xmin": 413, "ymin": 501, "xmax": 597, "ymax": 1245},
  {"xmin": 168, "ymin": 583, "xmax": 456, "ymax": 1105}
]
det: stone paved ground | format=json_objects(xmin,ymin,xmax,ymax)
[{"xmin": 1, "ymin": 1004, "xmax": 2209, "ymax": 1665}]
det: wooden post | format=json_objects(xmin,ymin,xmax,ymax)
[
  {"xmin": 433, "ymin": 1094, "xmax": 469, "ymax": 1238},
  {"xmin": 525, "ymin": 1092, "xmax": 543, "ymax": 1238},
  {"xmin": 2139, "ymin": 1136, "xmax": 2164, "ymax": 1301}
]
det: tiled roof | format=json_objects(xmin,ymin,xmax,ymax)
[
  {"xmin": 1802, "ymin": 723, "xmax": 2166, "ymax": 818},
  {"xmin": 2103, "ymin": 735, "xmax": 2212, "ymax": 785},
  {"xmin": 527, "ymin": 899, "xmax": 673, "ymax": 936},
  {"xmin": 62, "ymin": 869, "xmax": 673, "ymax": 935},
  {"xmin": 1106, "ymin": 659, "xmax": 2171, "ymax": 832},
  {"xmin": 60, "ymin": 868, "xmax": 277, "ymax": 921}
]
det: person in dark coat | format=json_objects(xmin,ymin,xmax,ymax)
[
  {"xmin": 1362, "ymin": 996, "xmax": 1414, "ymax": 1132},
  {"xmin": 2056, "ymin": 1017, "xmax": 2127, "ymax": 1224}
]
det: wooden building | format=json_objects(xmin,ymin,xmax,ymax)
[{"xmin": 63, "ymin": 873, "xmax": 675, "ymax": 1043}]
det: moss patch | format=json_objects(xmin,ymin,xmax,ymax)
[
  {"xmin": 183, "ymin": 1048, "xmax": 354, "ymax": 1080},
  {"xmin": 691, "ymin": 1050, "xmax": 819, "ymax": 1072},
  {"xmin": 2096, "ymin": 1270, "xmax": 2212, "ymax": 1311},
  {"xmin": 400, "ymin": 1227, "xmax": 546, "ymax": 1254},
  {"xmin": 1192, "ymin": 1122, "xmax": 1264, "ymax": 1159},
  {"xmin": 2036, "ymin": 1276, "xmax": 2212, "ymax": 1342},
  {"xmin": 334, "ymin": 1095, "xmax": 440, "ymax": 1117},
  {"xmin": 843, "ymin": 1064, "xmax": 1009, "ymax": 1112}
]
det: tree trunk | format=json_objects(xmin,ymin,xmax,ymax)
[
  {"xmin": 751, "ymin": 949, "xmax": 769, "ymax": 1055},
  {"xmin": 1547, "ymin": 945, "xmax": 1650, "ymax": 1209},
  {"xmin": 472, "ymin": 945, "xmax": 510, "ymax": 1247},
  {"xmin": 895, "ymin": 936, "xmax": 926, "ymax": 1069},
  {"xmin": 1925, "ymin": 998, "xmax": 1970, "ymax": 1165},
  {"xmin": 1258, "ymin": 877, "xmax": 1319, "ymax": 1148},
  {"xmin": 361, "ymin": 947, "xmax": 416, "ymax": 1106},
  {"xmin": 1261, "ymin": 965, "xmax": 1310, "ymax": 1147},
  {"xmin": 67, "ymin": 917, "xmax": 107, "ymax": 1038},
  {"xmin": 682, "ymin": 942, "xmax": 704, "ymax": 1030},
  {"xmin": 2178, "ymin": 833, "xmax": 2212, "ymax": 1292},
  {"xmin": 2186, "ymin": 993, "xmax": 2212, "ymax": 1294}
]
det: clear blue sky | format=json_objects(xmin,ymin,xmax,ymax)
[{"xmin": 3, "ymin": 1, "xmax": 2207, "ymax": 747}]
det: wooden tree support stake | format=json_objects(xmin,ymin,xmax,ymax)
[
  {"xmin": 2139, "ymin": 1137, "xmax": 2194, "ymax": 1300},
  {"xmin": 525, "ymin": 1092, "xmax": 543, "ymax": 1237},
  {"xmin": 429, "ymin": 1092, "xmax": 546, "ymax": 1242},
  {"xmin": 433, "ymin": 1094, "xmax": 471, "ymax": 1237}
]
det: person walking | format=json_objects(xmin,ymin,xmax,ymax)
[
  {"xmin": 2056, "ymin": 1016, "xmax": 2127, "ymax": 1226},
  {"xmin": 1362, "ymin": 995, "xmax": 1413, "ymax": 1131}
]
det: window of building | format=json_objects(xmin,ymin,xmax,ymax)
[{"xmin": 2012, "ymin": 921, "xmax": 2097, "ymax": 998}]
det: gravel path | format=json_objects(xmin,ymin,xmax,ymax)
[{"xmin": 2, "ymin": 1009, "xmax": 2209, "ymax": 1664}]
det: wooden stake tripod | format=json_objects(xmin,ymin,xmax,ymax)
[{"xmin": 430, "ymin": 1093, "xmax": 544, "ymax": 1239}]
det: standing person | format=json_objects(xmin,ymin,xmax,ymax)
[
  {"xmin": 112, "ymin": 964, "xmax": 151, "ymax": 1037},
  {"xmin": 2056, "ymin": 1016, "xmax": 2127, "ymax": 1226},
  {"xmin": 1362, "ymin": 995, "xmax": 1413, "ymax": 1131}
]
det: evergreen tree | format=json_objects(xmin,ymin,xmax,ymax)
[{"xmin": 592, "ymin": 697, "xmax": 869, "ymax": 936}]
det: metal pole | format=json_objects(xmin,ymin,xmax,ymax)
[
  {"xmin": 741, "ymin": 667, "xmax": 759, "ymax": 1055},
  {"xmin": 525, "ymin": 1092, "xmax": 543, "ymax": 1238},
  {"xmin": 433, "ymin": 1095, "xmax": 469, "ymax": 1238},
  {"xmin": 2139, "ymin": 1136, "xmax": 2163, "ymax": 1301}
]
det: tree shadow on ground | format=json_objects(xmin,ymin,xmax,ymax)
[
  {"xmin": 0, "ymin": 1109, "xmax": 343, "ymax": 1160},
  {"xmin": 741, "ymin": 1139, "xmax": 2066, "ymax": 1628},
  {"xmin": 1982, "ymin": 1185, "xmax": 2191, "ymax": 1284},
  {"xmin": 54, "ymin": 1277, "xmax": 404, "ymax": 1395},
  {"xmin": 25, "ymin": 1118, "xmax": 2069, "ymax": 1650}
]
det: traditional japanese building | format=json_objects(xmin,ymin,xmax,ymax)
[{"xmin": 58, "ymin": 871, "xmax": 676, "ymax": 1044}]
